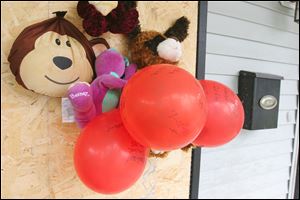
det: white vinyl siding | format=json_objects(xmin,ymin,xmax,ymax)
[{"xmin": 199, "ymin": 1, "xmax": 299, "ymax": 199}]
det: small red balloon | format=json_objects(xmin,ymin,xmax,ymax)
[
  {"xmin": 120, "ymin": 64, "xmax": 207, "ymax": 151},
  {"xmin": 193, "ymin": 80, "xmax": 244, "ymax": 147},
  {"xmin": 74, "ymin": 109, "xmax": 148, "ymax": 194}
]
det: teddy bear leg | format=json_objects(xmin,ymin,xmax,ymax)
[{"xmin": 74, "ymin": 108, "xmax": 97, "ymax": 129}]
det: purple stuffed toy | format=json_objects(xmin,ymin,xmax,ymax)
[{"xmin": 67, "ymin": 49, "xmax": 137, "ymax": 128}]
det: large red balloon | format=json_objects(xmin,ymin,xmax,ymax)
[
  {"xmin": 120, "ymin": 64, "xmax": 207, "ymax": 151},
  {"xmin": 193, "ymin": 80, "xmax": 244, "ymax": 147},
  {"xmin": 74, "ymin": 109, "xmax": 148, "ymax": 194}
]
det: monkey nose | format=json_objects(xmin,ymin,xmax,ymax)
[{"xmin": 53, "ymin": 56, "xmax": 72, "ymax": 70}]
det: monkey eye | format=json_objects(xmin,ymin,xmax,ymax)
[
  {"xmin": 55, "ymin": 38, "xmax": 61, "ymax": 46},
  {"xmin": 66, "ymin": 41, "xmax": 71, "ymax": 47}
]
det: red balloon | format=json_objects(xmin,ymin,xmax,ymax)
[
  {"xmin": 193, "ymin": 80, "xmax": 244, "ymax": 147},
  {"xmin": 120, "ymin": 64, "xmax": 207, "ymax": 151},
  {"xmin": 74, "ymin": 109, "xmax": 148, "ymax": 194}
]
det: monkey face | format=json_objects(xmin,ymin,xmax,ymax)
[
  {"xmin": 19, "ymin": 31, "xmax": 93, "ymax": 97},
  {"xmin": 8, "ymin": 12, "xmax": 110, "ymax": 97}
]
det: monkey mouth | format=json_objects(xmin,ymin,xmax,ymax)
[{"xmin": 45, "ymin": 75, "xmax": 79, "ymax": 85}]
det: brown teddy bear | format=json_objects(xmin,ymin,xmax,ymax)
[{"xmin": 128, "ymin": 16, "xmax": 190, "ymax": 69}]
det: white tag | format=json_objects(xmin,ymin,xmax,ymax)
[{"xmin": 61, "ymin": 98, "xmax": 75, "ymax": 123}]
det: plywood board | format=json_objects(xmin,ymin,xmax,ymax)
[{"xmin": 1, "ymin": 1, "xmax": 198, "ymax": 198}]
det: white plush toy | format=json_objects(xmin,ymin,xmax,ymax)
[{"xmin": 157, "ymin": 38, "xmax": 182, "ymax": 62}]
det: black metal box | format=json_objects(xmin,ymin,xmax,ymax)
[{"xmin": 238, "ymin": 71, "xmax": 283, "ymax": 130}]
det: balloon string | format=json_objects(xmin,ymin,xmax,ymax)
[
  {"xmin": 180, "ymin": 143, "xmax": 195, "ymax": 152},
  {"xmin": 148, "ymin": 143, "xmax": 196, "ymax": 158},
  {"xmin": 148, "ymin": 150, "xmax": 170, "ymax": 158}
]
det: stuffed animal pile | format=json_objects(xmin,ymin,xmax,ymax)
[
  {"xmin": 8, "ymin": 2, "xmax": 196, "ymax": 194},
  {"xmin": 8, "ymin": 1, "xmax": 192, "ymax": 157}
]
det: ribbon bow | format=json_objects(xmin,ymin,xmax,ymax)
[{"xmin": 77, "ymin": 1, "xmax": 139, "ymax": 37}]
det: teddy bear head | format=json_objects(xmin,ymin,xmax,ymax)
[{"xmin": 95, "ymin": 49, "xmax": 127, "ymax": 78}]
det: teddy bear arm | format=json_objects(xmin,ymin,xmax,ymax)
[{"xmin": 98, "ymin": 75, "xmax": 127, "ymax": 89}]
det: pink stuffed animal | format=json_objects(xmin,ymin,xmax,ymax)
[{"xmin": 68, "ymin": 49, "xmax": 137, "ymax": 128}]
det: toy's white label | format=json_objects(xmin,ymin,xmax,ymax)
[{"xmin": 61, "ymin": 98, "xmax": 75, "ymax": 123}]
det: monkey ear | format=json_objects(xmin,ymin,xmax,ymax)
[{"xmin": 89, "ymin": 38, "xmax": 110, "ymax": 57}]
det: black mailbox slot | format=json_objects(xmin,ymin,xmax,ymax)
[{"xmin": 238, "ymin": 70, "xmax": 283, "ymax": 130}]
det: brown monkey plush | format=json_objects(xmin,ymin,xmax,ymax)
[
  {"xmin": 8, "ymin": 11, "xmax": 109, "ymax": 97},
  {"xmin": 128, "ymin": 16, "xmax": 190, "ymax": 69}
]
